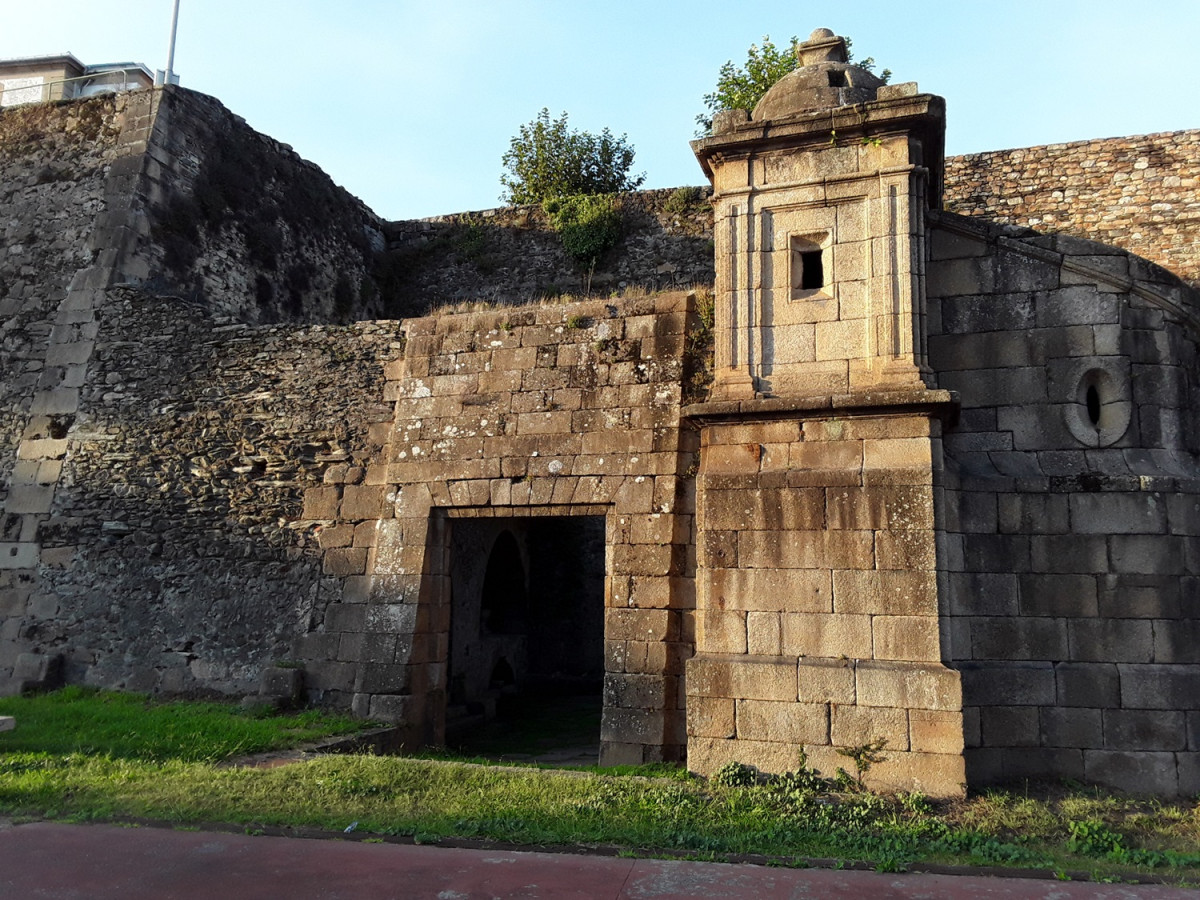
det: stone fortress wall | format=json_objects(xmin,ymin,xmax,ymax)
[
  {"xmin": 44, "ymin": 289, "xmax": 403, "ymax": 694},
  {"xmin": 378, "ymin": 130, "xmax": 1200, "ymax": 303},
  {"xmin": 944, "ymin": 130, "xmax": 1200, "ymax": 290},
  {"xmin": 2, "ymin": 89, "xmax": 158, "ymax": 689},
  {"xmin": 2, "ymin": 65, "xmax": 1200, "ymax": 795},
  {"xmin": 291, "ymin": 293, "xmax": 699, "ymax": 762},
  {"xmin": 0, "ymin": 88, "xmax": 719, "ymax": 702},
  {"xmin": 382, "ymin": 189, "xmax": 716, "ymax": 307},
  {"xmin": 928, "ymin": 216, "xmax": 1200, "ymax": 795}
]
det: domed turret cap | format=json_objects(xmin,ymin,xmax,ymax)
[{"xmin": 752, "ymin": 28, "xmax": 885, "ymax": 121}]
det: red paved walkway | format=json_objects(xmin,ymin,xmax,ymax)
[{"xmin": 0, "ymin": 821, "xmax": 1194, "ymax": 899}]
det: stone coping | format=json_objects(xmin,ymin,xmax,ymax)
[{"xmin": 682, "ymin": 388, "xmax": 958, "ymax": 424}]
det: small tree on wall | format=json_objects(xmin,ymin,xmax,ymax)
[
  {"xmin": 696, "ymin": 35, "xmax": 891, "ymax": 135},
  {"xmin": 500, "ymin": 108, "xmax": 644, "ymax": 205}
]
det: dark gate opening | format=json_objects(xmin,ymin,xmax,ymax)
[{"xmin": 446, "ymin": 515, "xmax": 605, "ymax": 763}]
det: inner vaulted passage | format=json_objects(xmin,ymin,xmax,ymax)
[{"xmin": 446, "ymin": 516, "xmax": 606, "ymax": 754}]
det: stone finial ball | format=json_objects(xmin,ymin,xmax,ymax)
[{"xmin": 809, "ymin": 28, "xmax": 836, "ymax": 40}]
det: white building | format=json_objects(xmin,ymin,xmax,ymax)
[{"xmin": 0, "ymin": 54, "xmax": 153, "ymax": 108}]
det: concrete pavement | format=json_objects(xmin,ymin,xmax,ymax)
[{"xmin": 0, "ymin": 821, "xmax": 1195, "ymax": 899}]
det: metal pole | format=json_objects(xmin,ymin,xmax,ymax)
[{"xmin": 165, "ymin": 0, "xmax": 181, "ymax": 84}]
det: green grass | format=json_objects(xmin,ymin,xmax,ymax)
[
  {"xmin": 0, "ymin": 686, "xmax": 369, "ymax": 762},
  {"xmin": 1, "ymin": 688, "xmax": 1199, "ymax": 884}
]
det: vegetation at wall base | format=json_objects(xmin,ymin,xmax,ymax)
[{"xmin": 1, "ymin": 689, "xmax": 1198, "ymax": 884}]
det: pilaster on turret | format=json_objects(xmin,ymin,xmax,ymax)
[{"xmin": 693, "ymin": 28, "xmax": 945, "ymax": 401}]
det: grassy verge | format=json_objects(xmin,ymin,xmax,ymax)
[
  {"xmin": 1, "ymin": 689, "xmax": 1198, "ymax": 884},
  {"xmin": 0, "ymin": 685, "xmax": 369, "ymax": 761}
]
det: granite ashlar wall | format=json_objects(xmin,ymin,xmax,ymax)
[
  {"xmin": 944, "ymin": 130, "xmax": 1200, "ymax": 290},
  {"xmin": 686, "ymin": 402, "xmax": 965, "ymax": 797},
  {"xmin": 15, "ymin": 287, "xmax": 403, "ymax": 695},
  {"xmin": 928, "ymin": 212, "xmax": 1200, "ymax": 796}
]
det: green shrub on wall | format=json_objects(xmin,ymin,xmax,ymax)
[{"xmin": 543, "ymin": 194, "xmax": 623, "ymax": 280}]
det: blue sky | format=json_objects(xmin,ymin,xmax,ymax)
[{"xmin": 2, "ymin": 1, "xmax": 1197, "ymax": 220}]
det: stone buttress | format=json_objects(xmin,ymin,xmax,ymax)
[{"xmin": 685, "ymin": 29, "xmax": 964, "ymax": 794}]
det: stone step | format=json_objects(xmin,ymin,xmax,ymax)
[{"xmin": 0, "ymin": 716, "xmax": 14, "ymax": 732}]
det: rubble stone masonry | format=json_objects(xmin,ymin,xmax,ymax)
[
  {"xmin": 11, "ymin": 286, "xmax": 403, "ymax": 693},
  {"xmin": 945, "ymin": 130, "xmax": 1200, "ymax": 289}
]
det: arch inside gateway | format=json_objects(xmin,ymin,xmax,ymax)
[{"xmin": 446, "ymin": 515, "xmax": 606, "ymax": 760}]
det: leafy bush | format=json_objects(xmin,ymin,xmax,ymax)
[
  {"xmin": 1067, "ymin": 819, "xmax": 1126, "ymax": 857},
  {"xmin": 663, "ymin": 186, "xmax": 705, "ymax": 216},
  {"xmin": 710, "ymin": 761, "xmax": 761, "ymax": 787}
]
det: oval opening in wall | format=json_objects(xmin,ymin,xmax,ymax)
[{"xmin": 1065, "ymin": 365, "xmax": 1132, "ymax": 448}]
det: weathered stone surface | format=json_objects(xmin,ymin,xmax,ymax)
[
  {"xmin": 1084, "ymin": 750, "xmax": 1179, "ymax": 795},
  {"xmin": 831, "ymin": 704, "xmax": 908, "ymax": 750},
  {"xmin": 945, "ymin": 130, "xmax": 1200, "ymax": 288},
  {"xmin": 686, "ymin": 696, "xmax": 734, "ymax": 739},
  {"xmin": 687, "ymin": 735, "xmax": 811, "ymax": 776},
  {"xmin": 854, "ymin": 661, "xmax": 961, "ymax": 711},
  {"xmin": 909, "ymin": 709, "xmax": 964, "ymax": 755},
  {"xmin": 797, "ymin": 657, "xmax": 856, "ymax": 704},
  {"xmin": 736, "ymin": 699, "xmax": 829, "ymax": 744},
  {"xmin": 687, "ymin": 654, "xmax": 798, "ymax": 702},
  {"xmin": 960, "ymin": 662, "xmax": 1055, "ymax": 707}
]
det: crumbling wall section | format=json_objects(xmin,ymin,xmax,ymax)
[{"xmin": 944, "ymin": 130, "xmax": 1200, "ymax": 289}]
